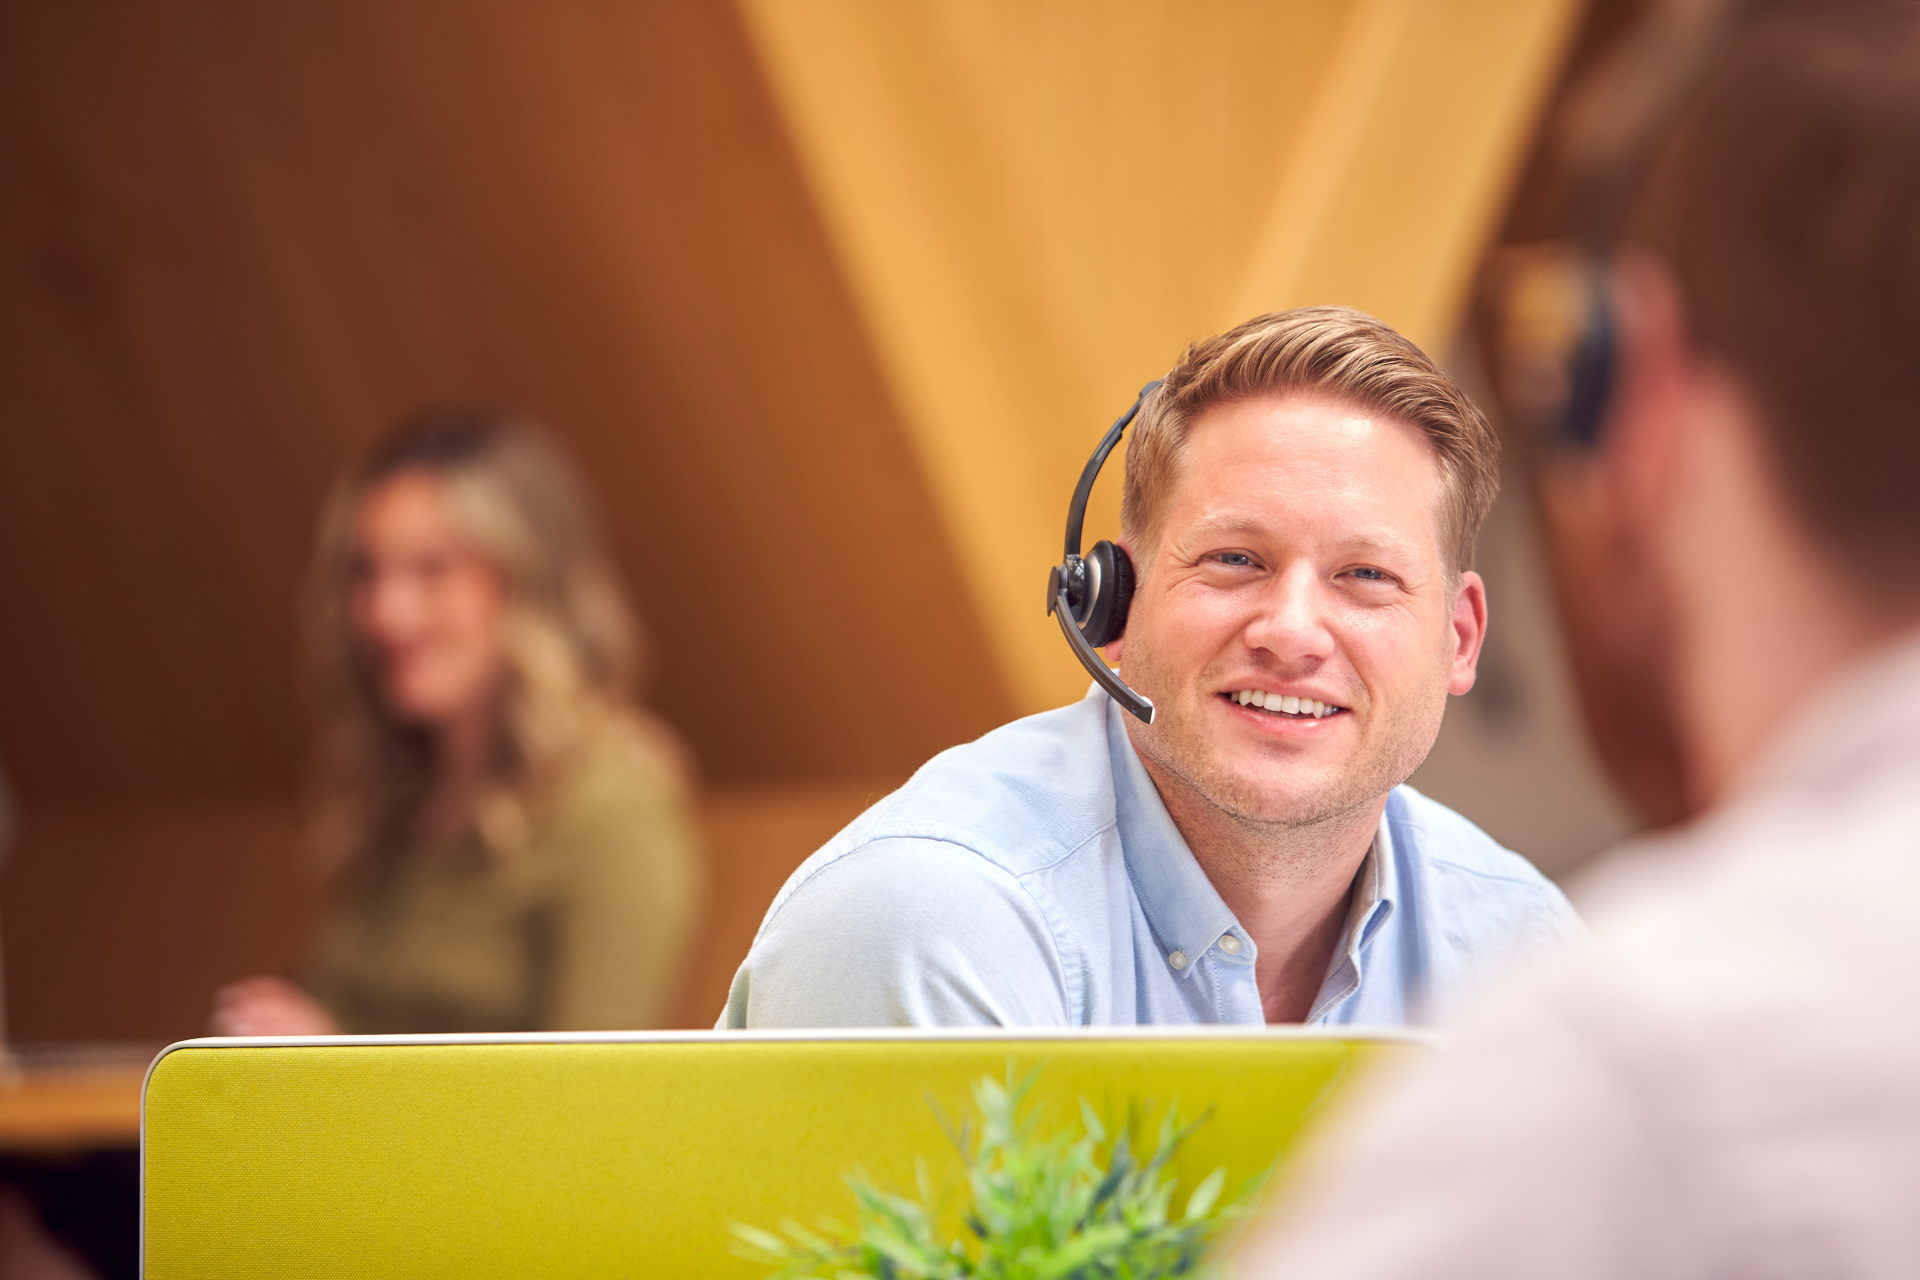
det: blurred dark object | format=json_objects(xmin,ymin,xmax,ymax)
[
  {"xmin": 1482, "ymin": 246, "xmax": 1616, "ymax": 452},
  {"xmin": 0, "ymin": 1044, "xmax": 153, "ymax": 1280},
  {"xmin": 0, "ymin": 1150, "xmax": 136, "ymax": 1280}
]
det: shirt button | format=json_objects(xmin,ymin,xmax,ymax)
[
  {"xmin": 1218, "ymin": 935, "xmax": 1242, "ymax": 954},
  {"xmin": 1168, "ymin": 950, "xmax": 1188, "ymax": 970}
]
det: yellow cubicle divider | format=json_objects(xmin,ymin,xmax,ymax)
[{"xmin": 142, "ymin": 1028, "xmax": 1424, "ymax": 1277}]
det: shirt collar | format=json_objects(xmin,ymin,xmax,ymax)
[
  {"xmin": 1354, "ymin": 806, "xmax": 1398, "ymax": 952},
  {"xmin": 1103, "ymin": 696, "xmax": 1245, "ymax": 972},
  {"xmin": 1103, "ymin": 692, "xmax": 1402, "ymax": 995},
  {"xmin": 1306, "ymin": 811, "xmax": 1399, "ymax": 1019}
]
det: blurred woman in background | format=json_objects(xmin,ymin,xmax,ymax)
[{"xmin": 211, "ymin": 410, "xmax": 700, "ymax": 1034}]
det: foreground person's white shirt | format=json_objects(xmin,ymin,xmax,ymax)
[{"xmin": 1239, "ymin": 630, "xmax": 1920, "ymax": 1280}]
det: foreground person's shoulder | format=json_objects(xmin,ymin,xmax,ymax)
[{"xmin": 1387, "ymin": 783, "xmax": 1552, "ymax": 884}]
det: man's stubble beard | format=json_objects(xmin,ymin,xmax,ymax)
[{"xmin": 1120, "ymin": 634, "xmax": 1447, "ymax": 844}]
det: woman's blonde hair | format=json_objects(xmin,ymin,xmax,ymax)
[{"xmin": 305, "ymin": 408, "xmax": 677, "ymax": 869}]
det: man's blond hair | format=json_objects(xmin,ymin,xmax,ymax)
[{"xmin": 1120, "ymin": 307, "xmax": 1500, "ymax": 580}]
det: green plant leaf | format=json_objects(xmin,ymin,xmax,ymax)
[
  {"xmin": 1182, "ymin": 1168, "xmax": 1226, "ymax": 1223},
  {"xmin": 1078, "ymin": 1098, "xmax": 1108, "ymax": 1145},
  {"xmin": 731, "ymin": 1064, "xmax": 1275, "ymax": 1280}
]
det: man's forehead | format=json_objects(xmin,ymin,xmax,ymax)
[{"xmin": 1157, "ymin": 397, "xmax": 1447, "ymax": 555}]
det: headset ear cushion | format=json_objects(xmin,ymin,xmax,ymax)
[{"xmin": 1081, "ymin": 540, "xmax": 1135, "ymax": 649}]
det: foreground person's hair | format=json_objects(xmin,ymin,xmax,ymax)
[
  {"xmin": 306, "ymin": 408, "xmax": 678, "ymax": 868},
  {"xmin": 1574, "ymin": 0, "xmax": 1920, "ymax": 595},
  {"xmin": 1121, "ymin": 307, "xmax": 1500, "ymax": 578}
]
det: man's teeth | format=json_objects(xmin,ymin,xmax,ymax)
[{"xmin": 1230, "ymin": 689, "xmax": 1336, "ymax": 718}]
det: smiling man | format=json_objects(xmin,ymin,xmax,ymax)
[{"xmin": 722, "ymin": 308, "xmax": 1580, "ymax": 1029}]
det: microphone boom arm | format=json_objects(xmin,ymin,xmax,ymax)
[{"xmin": 1053, "ymin": 587, "xmax": 1154, "ymax": 723}]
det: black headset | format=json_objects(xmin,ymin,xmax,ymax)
[{"xmin": 1045, "ymin": 381, "xmax": 1161, "ymax": 724}]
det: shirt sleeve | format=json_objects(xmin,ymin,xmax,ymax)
[
  {"xmin": 720, "ymin": 837, "xmax": 1073, "ymax": 1029},
  {"xmin": 537, "ymin": 765, "xmax": 704, "ymax": 1032}
]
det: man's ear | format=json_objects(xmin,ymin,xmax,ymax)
[
  {"xmin": 1448, "ymin": 570, "xmax": 1489, "ymax": 696},
  {"xmin": 1605, "ymin": 250, "xmax": 1694, "ymax": 527}
]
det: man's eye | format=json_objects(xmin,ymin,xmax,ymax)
[
  {"xmin": 1216, "ymin": 553, "xmax": 1254, "ymax": 567},
  {"xmin": 1349, "ymin": 568, "xmax": 1387, "ymax": 581}
]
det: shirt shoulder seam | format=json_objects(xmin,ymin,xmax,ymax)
[
  {"xmin": 767, "ymin": 831, "xmax": 1088, "ymax": 1023},
  {"xmin": 1416, "ymin": 853, "xmax": 1564, "ymax": 890}
]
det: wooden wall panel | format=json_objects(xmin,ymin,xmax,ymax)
[
  {"xmin": 0, "ymin": 801, "xmax": 317, "ymax": 1045},
  {"xmin": 0, "ymin": 783, "xmax": 887, "ymax": 1043},
  {"xmin": 0, "ymin": 0, "xmax": 1014, "ymax": 808}
]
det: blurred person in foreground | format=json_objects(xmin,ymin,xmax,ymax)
[
  {"xmin": 725, "ymin": 308, "xmax": 1581, "ymax": 1031},
  {"xmin": 1240, "ymin": 2, "xmax": 1920, "ymax": 1275},
  {"xmin": 212, "ymin": 411, "xmax": 700, "ymax": 1035}
]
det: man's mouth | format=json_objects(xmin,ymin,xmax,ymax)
[{"xmin": 1222, "ymin": 689, "xmax": 1345, "ymax": 719}]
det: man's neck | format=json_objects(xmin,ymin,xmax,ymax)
[
  {"xmin": 1655, "ymin": 386, "xmax": 1919, "ymax": 808},
  {"xmin": 1136, "ymin": 753, "xmax": 1384, "ymax": 1024}
]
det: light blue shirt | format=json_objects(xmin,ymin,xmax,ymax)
[{"xmin": 722, "ymin": 688, "xmax": 1583, "ymax": 1029}]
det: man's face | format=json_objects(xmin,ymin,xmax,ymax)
[{"xmin": 1109, "ymin": 391, "xmax": 1486, "ymax": 829}]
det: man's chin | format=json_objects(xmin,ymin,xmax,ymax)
[{"xmin": 1198, "ymin": 768, "xmax": 1384, "ymax": 830}]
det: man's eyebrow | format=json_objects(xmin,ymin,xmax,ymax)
[
  {"xmin": 1336, "ymin": 533, "xmax": 1421, "ymax": 559},
  {"xmin": 1182, "ymin": 515, "xmax": 1422, "ymax": 559},
  {"xmin": 1183, "ymin": 514, "xmax": 1269, "ymax": 540}
]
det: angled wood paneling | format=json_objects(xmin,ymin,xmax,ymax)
[{"xmin": 740, "ymin": 0, "xmax": 1583, "ymax": 713}]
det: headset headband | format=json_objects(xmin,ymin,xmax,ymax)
[{"xmin": 1046, "ymin": 381, "xmax": 1161, "ymax": 723}]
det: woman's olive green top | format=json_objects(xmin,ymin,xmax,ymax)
[{"xmin": 307, "ymin": 737, "xmax": 701, "ymax": 1034}]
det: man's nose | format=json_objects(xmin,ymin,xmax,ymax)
[{"xmin": 1241, "ymin": 564, "xmax": 1335, "ymax": 664}]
